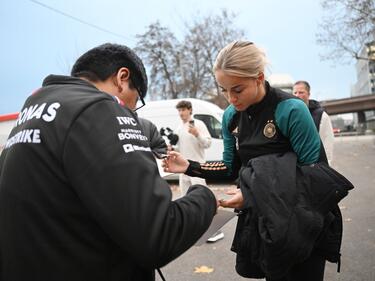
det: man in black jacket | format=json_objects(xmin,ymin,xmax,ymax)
[{"xmin": 0, "ymin": 43, "xmax": 217, "ymax": 281}]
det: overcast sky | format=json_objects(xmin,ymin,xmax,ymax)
[{"xmin": 0, "ymin": 0, "xmax": 357, "ymax": 114}]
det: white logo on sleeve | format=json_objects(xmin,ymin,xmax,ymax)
[
  {"xmin": 4, "ymin": 129, "xmax": 41, "ymax": 149},
  {"xmin": 123, "ymin": 144, "xmax": 151, "ymax": 153},
  {"xmin": 16, "ymin": 102, "xmax": 61, "ymax": 126},
  {"xmin": 116, "ymin": 116, "xmax": 137, "ymax": 126},
  {"xmin": 118, "ymin": 128, "xmax": 147, "ymax": 141}
]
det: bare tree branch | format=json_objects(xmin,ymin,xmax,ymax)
[
  {"xmin": 134, "ymin": 12, "xmax": 246, "ymax": 104},
  {"xmin": 135, "ymin": 22, "xmax": 182, "ymax": 99},
  {"xmin": 317, "ymin": 0, "xmax": 375, "ymax": 64}
]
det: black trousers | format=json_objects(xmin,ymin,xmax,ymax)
[{"xmin": 266, "ymin": 252, "xmax": 326, "ymax": 281}]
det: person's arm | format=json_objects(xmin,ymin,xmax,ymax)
[
  {"xmin": 63, "ymin": 100, "xmax": 216, "ymax": 269},
  {"xmin": 175, "ymin": 105, "xmax": 239, "ymax": 181},
  {"xmin": 194, "ymin": 120, "xmax": 212, "ymax": 149},
  {"xmin": 275, "ymin": 98, "xmax": 321, "ymax": 165},
  {"xmin": 221, "ymin": 105, "xmax": 238, "ymax": 172},
  {"xmin": 140, "ymin": 118, "xmax": 167, "ymax": 155},
  {"xmin": 319, "ymin": 112, "xmax": 334, "ymax": 164}
]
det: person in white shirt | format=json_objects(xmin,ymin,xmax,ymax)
[
  {"xmin": 174, "ymin": 100, "xmax": 223, "ymax": 242},
  {"xmin": 175, "ymin": 100, "xmax": 212, "ymax": 195},
  {"xmin": 293, "ymin": 81, "xmax": 334, "ymax": 165}
]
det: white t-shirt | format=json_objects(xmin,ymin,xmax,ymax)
[{"xmin": 175, "ymin": 119, "xmax": 211, "ymax": 163}]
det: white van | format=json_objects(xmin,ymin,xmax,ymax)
[
  {"xmin": 0, "ymin": 99, "xmax": 225, "ymax": 179},
  {"xmin": 137, "ymin": 98, "xmax": 224, "ymax": 162}
]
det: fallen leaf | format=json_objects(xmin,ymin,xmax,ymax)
[{"xmin": 194, "ymin": 265, "xmax": 214, "ymax": 274}]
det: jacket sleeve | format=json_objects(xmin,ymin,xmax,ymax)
[
  {"xmin": 185, "ymin": 105, "xmax": 240, "ymax": 181},
  {"xmin": 275, "ymin": 99, "xmax": 321, "ymax": 165},
  {"xmin": 140, "ymin": 118, "xmax": 167, "ymax": 154},
  {"xmin": 149, "ymin": 122, "xmax": 167, "ymax": 154},
  {"xmin": 319, "ymin": 112, "xmax": 334, "ymax": 165},
  {"xmin": 221, "ymin": 105, "xmax": 238, "ymax": 173},
  {"xmin": 62, "ymin": 100, "xmax": 216, "ymax": 268},
  {"xmin": 195, "ymin": 119, "xmax": 212, "ymax": 149}
]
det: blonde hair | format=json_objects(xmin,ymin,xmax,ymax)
[{"xmin": 213, "ymin": 41, "xmax": 267, "ymax": 78}]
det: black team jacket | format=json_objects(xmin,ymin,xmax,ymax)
[
  {"xmin": 0, "ymin": 75, "xmax": 216, "ymax": 281},
  {"xmin": 233, "ymin": 152, "xmax": 353, "ymax": 279}
]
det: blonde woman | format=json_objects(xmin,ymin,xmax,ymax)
[{"xmin": 164, "ymin": 41, "xmax": 343, "ymax": 281}]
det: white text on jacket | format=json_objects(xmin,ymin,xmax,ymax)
[
  {"xmin": 5, "ymin": 129, "xmax": 41, "ymax": 149},
  {"xmin": 116, "ymin": 116, "xmax": 137, "ymax": 126},
  {"xmin": 16, "ymin": 102, "xmax": 61, "ymax": 126}
]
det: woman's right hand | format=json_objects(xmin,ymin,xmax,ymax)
[{"xmin": 162, "ymin": 151, "xmax": 190, "ymax": 173}]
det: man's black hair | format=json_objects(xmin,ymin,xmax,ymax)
[{"xmin": 71, "ymin": 43, "xmax": 148, "ymax": 98}]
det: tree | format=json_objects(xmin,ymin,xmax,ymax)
[
  {"xmin": 182, "ymin": 11, "xmax": 244, "ymax": 101},
  {"xmin": 135, "ymin": 21, "xmax": 183, "ymax": 100},
  {"xmin": 316, "ymin": 0, "xmax": 375, "ymax": 63},
  {"xmin": 134, "ymin": 11, "xmax": 245, "ymax": 103}
]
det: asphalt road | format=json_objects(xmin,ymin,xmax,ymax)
[{"xmin": 157, "ymin": 135, "xmax": 375, "ymax": 281}]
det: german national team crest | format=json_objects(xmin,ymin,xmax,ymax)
[{"xmin": 263, "ymin": 120, "xmax": 276, "ymax": 138}]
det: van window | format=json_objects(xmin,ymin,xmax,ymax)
[{"xmin": 194, "ymin": 114, "xmax": 223, "ymax": 139}]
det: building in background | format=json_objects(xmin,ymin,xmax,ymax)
[
  {"xmin": 352, "ymin": 41, "xmax": 375, "ymax": 97},
  {"xmin": 267, "ymin": 73, "xmax": 294, "ymax": 94},
  {"xmin": 351, "ymin": 40, "xmax": 375, "ymax": 131}
]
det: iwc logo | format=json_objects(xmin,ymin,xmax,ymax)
[{"xmin": 263, "ymin": 120, "xmax": 276, "ymax": 138}]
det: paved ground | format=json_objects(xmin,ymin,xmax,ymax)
[{"xmin": 157, "ymin": 135, "xmax": 375, "ymax": 281}]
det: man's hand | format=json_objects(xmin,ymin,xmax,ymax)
[
  {"xmin": 162, "ymin": 151, "xmax": 190, "ymax": 173},
  {"xmin": 188, "ymin": 125, "xmax": 199, "ymax": 137}
]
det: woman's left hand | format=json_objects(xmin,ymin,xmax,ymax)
[
  {"xmin": 219, "ymin": 188, "xmax": 243, "ymax": 209},
  {"xmin": 218, "ymin": 188, "xmax": 244, "ymax": 209}
]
